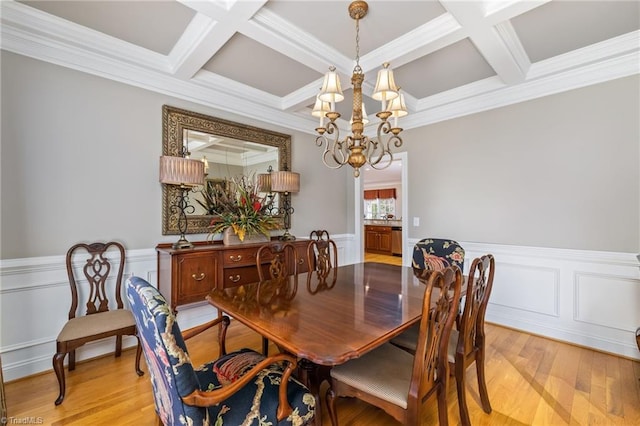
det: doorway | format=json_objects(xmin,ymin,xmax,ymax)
[{"xmin": 354, "ymin": 151, "xmax": 408, "ymax": 266}]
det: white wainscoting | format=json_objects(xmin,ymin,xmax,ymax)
[
  {"xmin": 1, "ymin": 235, "xmax": 637, "ymax": 381},
  {"xmin": 405, "ymin": 239, "xmax": 640, "ymax": 362},
  {"xmin": 0, "ymin": 234, "xmax": 357, "ymax": 382}
]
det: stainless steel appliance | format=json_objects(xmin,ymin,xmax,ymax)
[{"xmin": 391, "ymin": 226, "xmax": 402, "ymax": 256}]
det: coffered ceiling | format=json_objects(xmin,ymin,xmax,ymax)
[{"xmin": 1, "ymin": 0, "xmax": 638, "ymax": 137}]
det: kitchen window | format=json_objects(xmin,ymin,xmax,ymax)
[{"xmin": 364, "ymin": 197, "xmax": 396, "ymax": 219}]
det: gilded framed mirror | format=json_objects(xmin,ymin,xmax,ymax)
[{"xmin": 162, "ymin": 105, "xmax": 292, "ymax": 235}]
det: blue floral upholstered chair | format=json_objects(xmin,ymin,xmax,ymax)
[
  {"xmin": 392, "ymin": 238, "xmax": 465, "ymax": 353},
  {"xmin": 412, "ymin": 238, "xmax": 465, "ymax": 272},
  {"xmin": 125, "ymin": 276, "xmax": 315, "ymax": 426}
]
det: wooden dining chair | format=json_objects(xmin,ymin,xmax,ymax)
[
  {"xmin": 53, "ymin": 241, "xmax": 143, "ymax": 405},
  {"xmin": 326, "ymin": 266, "xmax": 462, "ymax": 426},
  {"xmin": 449, "ymin": 254, "xmax": 495, "ymax": 426},
  {"xmin": 126, "ymin": 276, "xmax": 316, "ymax": 426},
  {"xmin": 307, "ymin": 230, "xmax": 338, "ymax": 292},
  {"xmin": 256, "ymin": 242, "xmax": 300, "ymax": 354}
]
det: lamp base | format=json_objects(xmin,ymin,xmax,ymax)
[
  {"xmin": 279, "ymin": 230, "xmax": 296, "ymax": 241},
  {"xmin": 172, "ymin": 236, "xmax": 194, "ymax": 250}
]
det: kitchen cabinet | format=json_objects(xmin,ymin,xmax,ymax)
[
  {"xmin": 364, "ymin": 225, "xmax": 392, "ymax": 255},
  {"xmin": 364, "ymin": 188, "xmax": 396, "ymax": 200}
]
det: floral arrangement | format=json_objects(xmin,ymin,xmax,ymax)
[{"xmin": 206, "ymin": 174, "xmax": 280, "ymax": 241}]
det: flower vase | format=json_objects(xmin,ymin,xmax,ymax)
[{"xmin": 222, "ymin": 227, "xmax": 269, "ymax": 246}]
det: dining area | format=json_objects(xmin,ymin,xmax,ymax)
[
  {"xmin": 131, "ymin": 231, "xmax": 496, "ymax": 425},
  {"xmin": 4, "ymin": 237, "xmax": 639, "ymax": 425}
]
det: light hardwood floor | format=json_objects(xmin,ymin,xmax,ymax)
[
  {"xmin": 5, "ymin": 315, "xmax": 640, "ymax": 425},
  {"xmin": 5, "ymin": 251, "xmax": 640, "ymax": 424},
  {"xmin": 364, "ymin": 252, "xmax": 403, "ymax": 266}
]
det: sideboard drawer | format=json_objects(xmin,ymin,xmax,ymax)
[
  {"xmin": 223, "ymin": 247, "xmax": 260, "ymax": 267},
  {"xmin": 222, "ymin": 265, "xmax": 261, "ymax": 288}
]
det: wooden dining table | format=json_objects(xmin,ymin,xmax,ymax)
[{"xmin": 206, "ymin": 262, "xmax": 448, "ymax": 425}]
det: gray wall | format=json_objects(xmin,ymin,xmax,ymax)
[
  {"xmin": 0, "ymin": 51, "xmax": 349, "ymax": 259},
  {"xmin": 1, "ymin": 51, "xmax": 638, "ymax": 259},
  {"xmin": 403, "ymin": 75, "xmax": 639, "ymax": 252}
]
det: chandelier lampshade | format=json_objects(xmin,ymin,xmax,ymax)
[
  {"xmin": 319, "ymin": 67, "xmax": 344, "ymax": 104},
  {"xmin": 313, "ymin": 1, "xmax": 408, "ymax": 177},
  {"xmin": 312, "ymin": 95, "xmax": 332, "ymax": 127},
  {"xmin": 372, "ymin": 63, "xmax": 399, "ymax": 109},
  {"xmin": 388, "ymin": 89, "xmax": 408, "ymax": 128}
]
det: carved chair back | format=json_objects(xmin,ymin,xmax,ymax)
[
  {"xmin": 65, "ymin": 241, "xmax": 126, "ymax": 319},
  {"xmin": 256, "ymin": 242, "xmax": 299, "ymax": 304},
  {"xmin": 256, "ymin": 242, "xmax": 299, "ymax": 281},
  {"xmin": 449, "ymin": 254, "xmax": 495, "ymax": 425},
  {"xmin": 410, "ymin": 266, "xmax": 462, "ymax": 419},
  {"xmin": 457, "ymin": 254, "xmax": 495, "ymax": 358},
  {"xmin": 307, "ymin": 231, "xmax": 338, "ymax": 292}
]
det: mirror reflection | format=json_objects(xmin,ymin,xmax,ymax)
[
  {"xmin": 184, "ymin": 129, "xmax": 279, "ymax": 215},
  {"xmin": 161, "ymin": 105, "xmax": 292, "ymax": 236}
]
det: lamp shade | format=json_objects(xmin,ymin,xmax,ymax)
[
  {"xmin": 311, "ymin": 95, "xmax": 331, "ymax": 118},
  {"xmin": 318, "ymin": 67, "xmax": 344, "ymax": 104},
  {"xmin": 271, "ymin": 171, "xmax": 300, "ymax": 193},
  {"xmin": 257, "ymin": 173, "xmax": 271, "ymax": 192},
  {"xmin": 388, "ymin": 92, "xmax": 408, "ymax": 118},
  {"xmin": 159, "ymin": 156, "xmax": 204, "ymax": 187},
  {"xmin": 372, "ymin": 63, "xmax": 399, "ymax": 102}
]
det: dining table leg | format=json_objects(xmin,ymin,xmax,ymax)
[{"xmin": 298, "ymin": 359, "xmax": 331, "ymax": 426}]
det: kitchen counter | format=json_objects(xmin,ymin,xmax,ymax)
[{"xmin": 363, "ymin": 219, "xmax": 402, "ymax": 227}]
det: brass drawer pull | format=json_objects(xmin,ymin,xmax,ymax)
[
  {"xmin": 229, "ymin": 275, "xmax": 241, "ymax": 283},
  {"xmin": 298, "ymin": 259, "xmax": 305, "ymax": 264},
  {"xmin": 192, "ymin": 272, "xmax": 206, "ymax": 281},
  {"xmin": 229, "ymin": 255, "xmax": 242, "ymax": 262}
]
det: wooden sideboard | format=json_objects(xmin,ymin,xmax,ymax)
[{"xmin": 157, "ymin": 239, "xmax": 311, "ymax": 312}]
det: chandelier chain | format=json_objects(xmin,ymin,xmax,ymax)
[{"xmin": 354, "ymin": 17, "xmax": 362, "ymax": 75}]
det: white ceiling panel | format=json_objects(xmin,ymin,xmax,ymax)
[
  {"xmin": 395, "ymin": 38, "xmax": 496, "ymax": 98},
  {"xmin": 511, "ymin": 0, "xmax": 640, "ymax": 62},
  {"xmin": 202, "ymin": 33, "xmax": 322, "ymax": 97},
  {"xmin": 19, "ymin": 0, "xmax": 195, "ymax": 55}
]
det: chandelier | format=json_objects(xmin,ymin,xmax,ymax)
[{"xmin": 313, "ymin": 1, "xmax": 408, "ymax": 178}]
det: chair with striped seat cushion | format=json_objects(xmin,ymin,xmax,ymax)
[
  {"xmin": 326, "ymin": 266, "xmax": 462, "ymax": 426},
  {"xmin": 126, "ymin": 276, "xmax": 315, "ymax": 426}
]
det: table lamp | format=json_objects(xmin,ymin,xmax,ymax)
[
  {"xmin": 270, "ymin": 170, "xmax": 300, "ymax": 241},
  {"xmin": 159, "ymin": 155, "xmax": 205, "ymax": 249}
]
